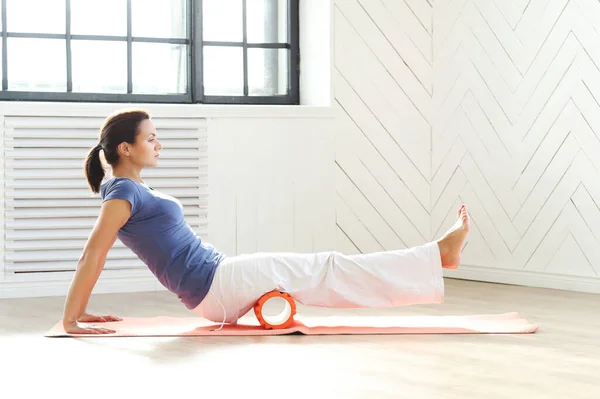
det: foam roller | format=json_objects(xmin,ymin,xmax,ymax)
[{"xmin": 253, "ymin": 290, "xmax": 297, "ymax": 329}]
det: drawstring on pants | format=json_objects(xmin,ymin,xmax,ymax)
[{"xmin": 208, "ymin": 291, "xmax": 227, "ymax": 332}]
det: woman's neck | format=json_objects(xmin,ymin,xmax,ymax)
[{"xmin": 110, "ymin": 167, "xmax": 143, "ymax": 183}]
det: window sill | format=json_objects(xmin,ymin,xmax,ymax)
[{"xmin": 0, "ymin": 101, "xmax": 335, "ymax": 119}]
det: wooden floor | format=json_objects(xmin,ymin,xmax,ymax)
[{"xmin": 1, "ymin": 278, "xmax": 599, "ymax": 399}]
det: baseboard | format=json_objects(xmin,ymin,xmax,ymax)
[
  {"xmin": 0, "ymin": 275, "xmax": 167, "ymax": 299},
  {"xmin": 445, "ymin": 265, "xmax": 600, "ymax": 294}
]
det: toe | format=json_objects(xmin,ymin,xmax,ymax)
[{"xmin": 461, "ymin": 208, "xmax": 469, "ymax": 221}]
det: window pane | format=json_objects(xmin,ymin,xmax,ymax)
[
  {"xmin": 72, "ymin": 41, "xmax": 127, "ymax": 93},
  {"xmin": 7, "ymin": 0, "xmax": 65, "ymax": 34},
  {"xmin": 248, "ymin": 48, "xmax": 288, "ymax": 95},
  {"xmin": 71, "ymin": 0, "xmax": 126, "ymax": 36},
  {"xmin": 247, "ymin": 0, "xmax": 287, "ymax": 43},
  {"xmin": 8, "ymin": 38, "xmax": 66, "ymax": 92},
  {"xmin": 132, "ymin": 0, "xmax": 187, "ymax": 39},
  {"xmin": 132, "ymin": 43, "xmax": 187, "ymax": 94},
  {"xmin": 203, "ymin": 46, "xmax": 243, "ymax": 95},
  {"xmin": 202, "ymin": 0, "xmax": 243, "ymax": 42}
]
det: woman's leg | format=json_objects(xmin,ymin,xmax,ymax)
[{"xmin": 194, "ymin": 205, "xmax": 470, "ymax": 324}]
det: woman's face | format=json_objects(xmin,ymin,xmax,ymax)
[{"xmin": 130, "ymin": 119, "xmax": 162, "ymax": 168}]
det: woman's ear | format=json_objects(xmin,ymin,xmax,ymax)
[{"xmin": 117, "ymin": 142, "xmax": 131, "ymax": 157}]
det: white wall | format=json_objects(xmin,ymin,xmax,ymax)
[
  {"xmin": 300, "ymin": 0, "xmax": 334, "ymax": 106},
  {"xmin": 332, "ymin": 0, "xmax": 433, "ymax": 257},
  {"xmin": 3, "ymin": 0, "xmax": 600, "ymax": 299},
  {"xmin": 207, "ymin": 116, "xmax": 336, "ymax": 257},
  {"xmin": 331, "ymin": 0, "xmax": 600, "ymax": 294},
  {"xmin": 431, "ymin": 0, "xmax": 600, "ymax": 292}
]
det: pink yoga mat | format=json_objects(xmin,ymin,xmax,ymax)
[{"xmin": 45, "ymin": 312, "xmax": 539, "ymax": 337}]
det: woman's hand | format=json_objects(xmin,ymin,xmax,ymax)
[
  {"xmin": 78, "ymin": 312, "xmax": 122, "ymax": 323},
  {"xmin": 63, "ymin": 320, "xmax": 117, "ymax": 335},
  {"xmin": 62, "ymin": 312, "xmax": 122, "ymax": 335}
]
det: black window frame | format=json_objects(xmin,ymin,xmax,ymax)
[{"xmin": 0, "ymin": 0, "xmax": 300, "ymax": 105}]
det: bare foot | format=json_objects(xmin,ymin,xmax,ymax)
[{"xmin": 437, "ymin": 205, "xmax": 470, "ymax": 269}]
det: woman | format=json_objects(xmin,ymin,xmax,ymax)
[{"xmin": 62, "ymin": 109, "xmax": 470, "ymax": 334}]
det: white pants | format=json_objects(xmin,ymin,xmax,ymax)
[{"xmin": 192, "ymin": 242, "xmax": 444, "ymax": 324}]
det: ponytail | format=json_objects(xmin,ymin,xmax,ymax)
[{"xmin": 85, "ymin": 144, "xmax": 105, "ymax": 194}]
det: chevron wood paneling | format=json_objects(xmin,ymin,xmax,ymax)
[
  {"xmin": 334, "ymin": 0, "xmax": 600, "ymax": 290},
  {"xmin": 333, "ymin": 0, "xmax": 433, "ymax": 255},
  {"xmin": 432, "ymin": 0, "xmax": 600, "ymax": 284}
]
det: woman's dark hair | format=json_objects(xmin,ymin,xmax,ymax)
[{"xmin": 85, "ymin": 109, "xmax": 150, "ymax": 194}]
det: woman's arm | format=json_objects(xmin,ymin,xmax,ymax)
[{"xmin": 62, "ymin": 199, "xmax": 132, "ymax": 334}]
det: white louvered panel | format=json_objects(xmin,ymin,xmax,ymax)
[
  {"xmin": 7, "ymin": 259, "xmax": 144, "ymax": 273},
  {"xmin": 5, "ymin": 238, "xmax": 129, "ymax": 251},
  {"xmin": 5, "ymin": 215, "xmax": 204, "ymax": 230},
  {"xmin": 5, "ymin": 225, "xmax": 209, "ymax": 242},
  {"xmin": 5, "ymin": 177, "xmax": 207, "ymax": 189},
  {"xmin": 6, "ymin": 167, "xmax": 207, "ymax": 179},
  {"xmin": 5, "ymin": 247, "xmax": 138, "ymax": 263},
  {"xmin": 3, "ymin": 116, "xmax": 208, "ymax": 274},
  {"xmin": 4, "ymin": 187, "xmax": 208, "ymax": 199},
  {"xmin": 6, "ymin": 158, "xmax": 206, "ymax": 169},
  {"xmin": 6, "ymin": 147, "xmax": 204, "ymax": 159},
  {"xmin": 5, "ymin": 196, "xmax": 204, "ymax": 208},
  {"xmin": 5, "ymin": 205, "xmax": 204, "ymax": 219}
]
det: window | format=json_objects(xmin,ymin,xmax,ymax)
[{"xmin": 0, "ymin": 0, "xmax": 299, "ymax": 104}]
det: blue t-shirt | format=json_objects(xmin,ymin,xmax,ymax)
[{"xmin": 100, "ymin": 177, "xmax": 225, "ymax": 309}]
